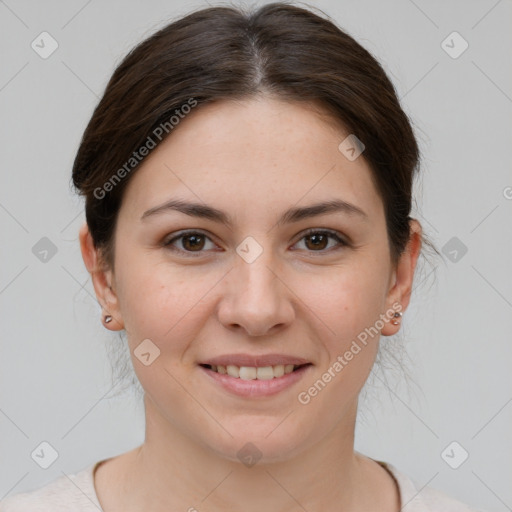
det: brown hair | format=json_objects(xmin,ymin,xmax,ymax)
[{"xmin": 72, "ymin": 1, "xmax": 437, "ymax": 269}]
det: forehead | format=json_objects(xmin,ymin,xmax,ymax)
[{"xmin": 119, "ymin": 97, "xmax": 384, "ymax": 223}]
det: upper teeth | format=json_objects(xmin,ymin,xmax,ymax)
[{"xmin": 210, "ymin": 364, "xmax": 297, "ymax": 380}]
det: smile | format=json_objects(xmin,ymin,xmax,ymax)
[{"xmin": 199, "ymin": 363, "xmax": 313, "ymax": 397}]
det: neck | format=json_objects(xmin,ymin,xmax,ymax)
[{"xmin": 109, "ymin": 396, "xmax": 382, "ymax": 512}]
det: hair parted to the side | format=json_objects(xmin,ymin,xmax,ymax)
[{"xmin": 71, "ymin": 1, "xmax": 440, "ymax": 398}]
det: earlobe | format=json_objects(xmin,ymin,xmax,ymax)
[
  {"xmin": 381, "ymin": 219, "xmax": 422, "ymax": 337},
  {"xmin": 79, "ymin": 222, "xmax": 124, "ymax": 331}
]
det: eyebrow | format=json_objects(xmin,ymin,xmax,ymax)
[{"xmin": 140, "ymin": 198, "xmax": 369, "ymax": 226}]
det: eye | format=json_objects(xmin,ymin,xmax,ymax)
[
  {"xmin": 163, "ymin": 228, "xmax": 348, "ymax": 257},
  {"xmin": 292, "ymin": 229, "xmax": 348, "ymax": 253},
  {"xmin": 163, "ymin": 230, "xmax": 218, "ymax": 255}
]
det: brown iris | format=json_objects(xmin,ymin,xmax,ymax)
[
  {"xmin": 304, "ymin": 233, "xmax": 329, "ymax": 251},
  {"xmin": 181, "ymin": 234, "xmax": 206, "ymax": 251}
]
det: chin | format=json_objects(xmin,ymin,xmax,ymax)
[{"xmin": 206, "ymin": 426, "xmax": 310, "ymax": 466}]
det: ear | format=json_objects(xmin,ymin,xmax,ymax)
[
  {"xmin": 79, "ymin": 222, "xmax": 124, "ymax": 331},
  {"xmin": 381, "ymin": 219, "xmax": 422, "ymax": 336}
]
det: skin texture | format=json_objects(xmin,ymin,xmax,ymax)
[{"xmin": 80, "ymin": 96, "xmax": 422, "ymax": 512}]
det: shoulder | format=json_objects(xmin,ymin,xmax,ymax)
[
  {"xmin": 0, "ymin": 462, "xmax": 102, "ymax": 512},
  {"xmin": 377, "ymin": 460, "xmax": 486, "ymax": 512}
]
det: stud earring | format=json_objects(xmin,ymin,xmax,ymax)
[
  {"xmin": 391, "ymin": 311, "xmax": 403, "ymax": 325},
  {"xmin": 104, "ymin": 315, "xmax": 113, "ymax": 324}
]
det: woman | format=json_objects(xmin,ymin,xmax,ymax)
[{"xmin": 0, "ymin": 3, "xmax": 482, "ymax": 511}]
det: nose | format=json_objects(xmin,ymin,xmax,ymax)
[{"xmin": 217, "ymin": 251, "xmax": 295, "ymax": 337}]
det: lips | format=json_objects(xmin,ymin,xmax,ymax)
[{"xmin": 199, "ymin": 359, "xmax": 313, "ymax": 397}]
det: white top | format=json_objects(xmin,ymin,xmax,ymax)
[{"xmin": 0, "ymin": 458, "xmax": 483, "ymax": 511}]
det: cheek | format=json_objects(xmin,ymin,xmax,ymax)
[
  {"xmin": 293, "ymin": 258, "xmax": 390, "ymax": 344},
  {"xmin": 290, "ymin": 257, "xmax": 389, "ymax": 403},
  {"xmin": 115, "ymin": 252, "xmax": 219, "ymax": 352},
  {"xmin": 293, "ymin": 272, "xmax": 386, "ymax": 418}
]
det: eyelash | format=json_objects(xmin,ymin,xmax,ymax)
[{"xmin": 163, "ymin": 228, "xmax": 349, "ymax": 257}]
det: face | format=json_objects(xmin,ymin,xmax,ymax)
[{"xmin": 82, "ymin": 96, "xmax": 421, "ymax": 463}]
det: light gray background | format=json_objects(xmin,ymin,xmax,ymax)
[{"xmin": 1, "ymin": 0, "xmax": 511, "ymax": 510}]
